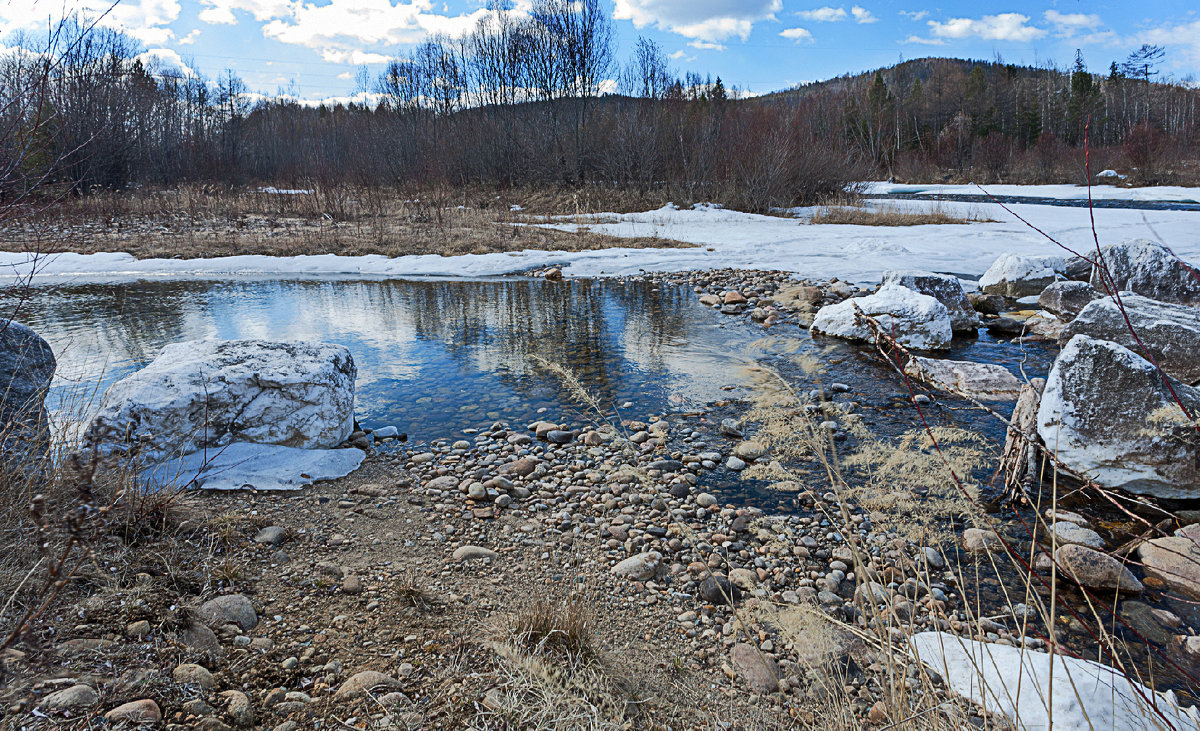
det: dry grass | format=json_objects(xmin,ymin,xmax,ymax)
[
  {"xmin": 810, "ymin": 202, "xmax": 994, "ymax": 226},
  {"xmin": 0, "ymin": 184, "xmax": 693, "ymax": 259}
]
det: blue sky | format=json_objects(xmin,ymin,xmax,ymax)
[{"xmin": 3, "ymin": 0, "xmax": 1198, "ymax": 101}]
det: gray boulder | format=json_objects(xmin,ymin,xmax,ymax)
[
  {"xmin": 1061, "ymin": 294, "xmax": 1200, "ymax": 384},
  {"xmin": 1038, "ymin": 281, "xmax": 1102, "ymax": 320},
  {"xmin": 903, "ymin": 357, "xmax": 1022, "ymax": 400},
  {"xmin": 1037, "ymin": 335, "xmax": 1200, "ymax": 497},
  {"xmin": 1091, "ymin": 239, "xmax": 1200, "ymax": 305},
  {"xmin": 0, "ymin": 320, "xmax": 56, "ymax": 470},
  {"xmin": 83, "ymin": 339, "xmax": 355, "ymax": 464},
  {"xmin": 1054, "ymin": 544, "xmax": 1142, "ymax": 593},
  {"xmin": 881, "ymin": 270, "xmax": 978, "ymax": 332}
]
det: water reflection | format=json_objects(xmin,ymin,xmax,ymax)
[{"xmin": 1, "ymin": 277, "xmax": 754, "ymax": 441}]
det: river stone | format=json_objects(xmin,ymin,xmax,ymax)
[
  {"xmin": 903, "ymin": 357, "xmax": 1022, "ymax": 400},
  {"xmin": 911, "ymin": 631, "xmax": 1199, "ymax": 731},
  {"xmin": 1037, "ymin": 335, "xmax": 1200, "ymax": 497},
  {"xmin": 198, "ymin": 594, "xmax": 258, "ymax": 631},
  {"xmin": 222, "ymin": 689, "xmax": 254, "ymax": 726},
  {"xmin": 1120, "ymin": 601, "xmax": 1176, "ymax": 646},
  {"xmin": 1061, "ymin": 293, "xmax": 1200, "ymax": 384},
  {"xmin": 0, "ymin": 319, "xmax": 56, "ymax": 471},
  {"xmin": 1038, "ymin": 281, "xmax": 1102, "ymax": 320},
  {"xmin": 881, "ymin": 270, "xmax": 978, "ymax": 332},
  {"xmin": 499, "ymin": 457, "xmax": 538, "ymax": 477},
  {"xmin": 647, "ymin": 459, "xmax": 685, "ymax": 472},
  {"xmin": 730, "ymin": 643, "xmax": 780, "ymax": 694},
  {"xmin": 452, "ymin": 546, "xmax": 498, "ymax": 562},
  {"xmin": 979, "ymin": 253, "xmax": 1064, "ymax": 298},
  {"xmin": 83, "ymin": 339, "xmax": 355, "ymax": 464},
  {"xmin": 967, "ymin": 292, "xmax": 1005, "ymax": 315},
  {"xmin": 699, "ymin": 575, "xmax": 742, "ymax": 605},
  {"xmin": 105, "ymin": 699, "xmax": 162, "ymax": 724},
  {"xmin": 1138, "ymin": 536, "xmax": 1200, "ymax": 599},
  {"xmin": 1050, "ymin": 521, "xmax": 1105, "ymax": 549},
  {"xmin": 254, "ymin": 526, "xmax": 287, "ymax": 546},
  {"xmin": 1091, "ymin": 239, "xmax": 1200, "ymax": 305},
  {"xmin": 173, "ymin": 663, "xmax": 215, "ymax": 689},
  {"xmin": 1055, "ymin": 544, "xmax": 1142, "ymax": 593},
  {"xmin": 335, "ymin": 671, "xmax": 403, "ymax": 698},
  {"xmin": 962, "ymin": 528, "xmax": 1003, "ymax": 554},
  {"xmin": 811, "ymin": 284, "xmax": 952, "ymax": 350},
  {"xmin": 41, "ymin": 684, "xmax": 99, "ymax": 710},
  {"xmin": 180, "ymin": 620, "xmax": 223, "ymax": 656},
  {"xmin": 611, "ymin": 551, "xmax": 661, "ymax": 581},
  {"xmin": 545, "ymin": 430, "xmax": 573, "ymax": 444}
]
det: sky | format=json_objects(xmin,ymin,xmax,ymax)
[{"xmin": 2, "ymin": 0, "xmax": 1198, "ymax": 102}]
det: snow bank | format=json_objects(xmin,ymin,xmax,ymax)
[
  {"xmin": 911, "ymin": 631, "xmax": 1200, "ymax": 731},
  {"xmin": 4, "ymin": 191, "xmax": 1200, "ymax": 285},
  {"xmin": 865, "ymin": 181, "xmax": 1200, "ymax": 204}
]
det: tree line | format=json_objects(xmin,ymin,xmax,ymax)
[{"xmin": 3, "ymin": 6, "xmax": 1198, "ymax": 216}]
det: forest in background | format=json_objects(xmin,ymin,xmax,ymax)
[{"xmin": 2, "ymin": 1, "xmax": 1199, "ymax": 215}]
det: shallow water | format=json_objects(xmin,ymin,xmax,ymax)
[{"xmin": 3, "ymin": 277, "xmax": 763, "ymax": 443}]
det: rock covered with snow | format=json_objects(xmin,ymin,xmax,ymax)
[
  {"xmin": 903, "ymin": 357, "xmax": 1022, "ymax": 400},
  {"xmin": 1061, "ymin": 293, "xmax": 1200, "ymax": 384},
  {"xmin": 1038, "ymin": 280, "xmax": 1102, "ymax": 320},
  {"xmin": 84, "ymin": 339, "xmax": 356, "ymax": 464},
  {"xmin": 911, "ymin": 631, "xmax": 1200, "ymax": 731},
  {"xmin": 810, "ymin": 284, "xmax": 952, "ymax": 350},
  {"xmin": 880, "ymin": 270, "xmax": 978, "ymax": 332},
  {"xmin": 0, "ymin": 320, "xmax": 57, "ymax": 470},
  {"xmin": 1037, "ymin": 335, "xmax": 1200, "ymax": 498},
  {"xmin": 1092, "ymin": 239, "xmax": 1200, "ymax": 305},
  {"xmin": 979, "ymin": 253, "xmax": 1064, "ymax": 298}
]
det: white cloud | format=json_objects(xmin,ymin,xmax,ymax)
[
  {"xmin": 900, "ymin": 10, "xmax": 927, "ymax": 21},
  {"xmin": 261, "ymin": 0, "xmax": 490, "ymax": 56},
  {"xmin": 1043, "ymin": 10, "xmax": 1101, "ymax": 38},
  {"xmin": 613, "ymin": 0, "xmax": 781, "ymax": 42},
  {"xmin": 927, "ymin": 13, "xmax": 1046, "ymax": 42},
  {"xmin": 134, "ymin": 47, "xmax": 195, "ymax": 76},
  {"xmin": 1134, "ymin": 20, "xmax": 1200, "ymax": 67},
  {"xmin": 687, "ymin": 39, "xmax": 727, "ymax": 51},
  {"xmin": 902, "ymin": 34, "xmax": 944, "ymax": 46},
  {"xmin": 0, "ymin": 0, "xmax": 181, "ymax": 45},
  {"xmin": 198, "ymin": 0, "xmax": 297, "ymax": 25},
  {"xmin": 780, "ymin": 27, "xmax": 814, "ymax": 43},
  {"xmin": 796, "ymin": 6, "xmax": 846, "ymax": 22},
  {"xmin": 850, "ymin": 6, "xmax": 876, "ymax": 24},
  {"xmin": 668, "ymin": 49, "xmax": 694, "ymax": 61},
  {"xmin": 178, "ymin": 29, "xmax": 201, "ymax": 44},
  {"xmin": 320, "ymin": 48, "xmax": 392, "ymax": 64}
]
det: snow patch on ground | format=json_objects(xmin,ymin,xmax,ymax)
[
  {"xmin": 4, "ymin": 187, "xmax": 1200, "ymax": 285},
  {"xmin": 140, "ymin": 442, "xmax": 365, "ymax": 491},
  {"xmin": 912, "ymin": 631, "xmax": 1200, "ymax": 731}
]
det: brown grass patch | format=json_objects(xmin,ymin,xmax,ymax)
[
  {"xmin": 0, "ymin": 185, "xmax": 693, "ymax": 259},
  {"xmin": 810, "ymin": 203, "xmax": 994, "ymax": 226}
]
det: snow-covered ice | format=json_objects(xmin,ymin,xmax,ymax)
[
  {"xmin": 3, "ymin": 187, "xmax": 1199, "ymax": 285},
  {"xmin": 912, "ymin": 631, "xmax": 1200, "ymax": 731},
  {"xmin": 139, "ymin": 442, "xmax": 365, "ymax": 490},
  {"xmin": 865, "ymin": 180, "xmax": 1199, "ymax": 204}
]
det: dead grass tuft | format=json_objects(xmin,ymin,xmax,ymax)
[
  {"xmin": 507, "ymin": 594, "xmax": 597, "ymax": 665},
  {"xmin": 810, "ymin": 203, "xmax": 995, "ymax": 226}
]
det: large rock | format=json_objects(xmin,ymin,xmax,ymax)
[
  {"xmin": 198, "ymin": 594, "xmax": 258, "ymax": 631},
  {"xmin": 730, "ymin": 643, "xmax": 781, "ymax": 694},
  {"xmin": 903, "ymin": 357, "xmax": 1022, "ymax": 400},
  {"xmin": 83, "ymin": 339, "xmax": 355, "ymax": 464},
  {"xmin": 0, "ymin": 320, "xmax": 56, "ymax": 470},
  {"xmin": 1138, "ymin": 535, "xmax": 1200, "ymax": 600},
  {"xmin": 979, "ymin": 253, "xmax": 1064, "ymax": 298},
  {"xmin": 1037, "ymin": 335, "xmax": 1200, "ymax": 497},
  {"xmin": 911, "ymin": 632, "xmax": 1200, "ymax": 731},
  {"xmin": 611, "ymin": 551, "xmax": 661, "ymax": 581},
  {"xmin": 1091, "ymin": 239, "xmax": 1200, "ymax": 305},
  {"xmin": 1038, "ymin": 280, "xmax": 1102, "ymax": 320},
  {"xmin": 811, "ymin": 284, "xmax": 952, "ymax": 350},
  {"xmin": 881, "ymin": 270, "xmax": 978, "ymax": 332},
  {"xmin": 1054, "ymin": 544, "xmax": 1142, "ymax": 593},
  {"xmin": 1061, "ymin": 294, "xmax": 1200, "ymax": 384}
]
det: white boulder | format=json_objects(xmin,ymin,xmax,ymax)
[
  {"xmin": 881, "ymin": 270, "xmax": 978, "ymax": 332},
  {"xmin": 979, "ymin": 253, "xmax": 1065, "ymax": 298},
  {"xmin": 84, "ymin": 339, "xmax": 356, "ymax": 464},
  {"xmin": 1062, "ymin": 293, "xmax": 1200, "ymax": 384},
  {"xmin": 1037, "ymin": 335, "xmax": 1200, "ymax": 497},
  {"xmin": 911, "ymin": 632, "xmax": 1200, "ymax": 731},
  {"xmin": 811, "ymin": 284, "xmax": 952, "ymax": 350},
  {"xmin": 1092, "ymin": 239, "xmax": 1200, "ymax": 305}
]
